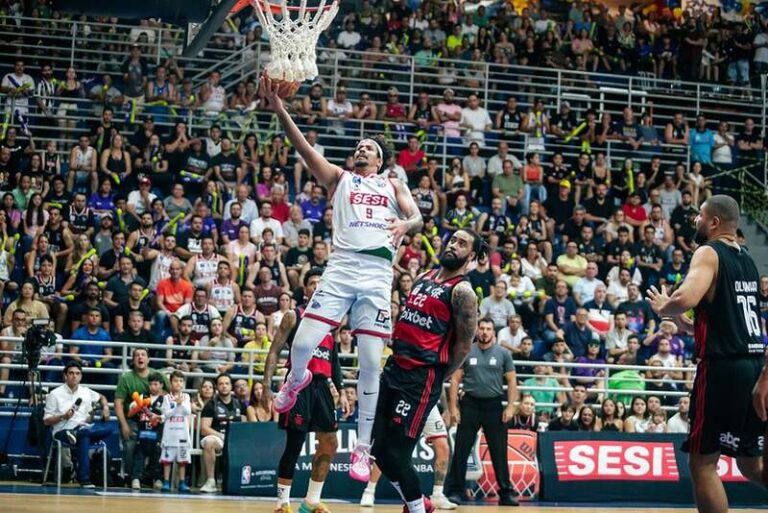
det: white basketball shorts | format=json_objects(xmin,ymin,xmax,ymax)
[{"xmin": 303, "ymin": 249, "xmax": 393, "ymax": 339}]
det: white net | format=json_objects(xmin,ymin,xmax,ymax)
[{"xmin": 254, "ymin": 0, "xmax": 340, "ymax": 83}]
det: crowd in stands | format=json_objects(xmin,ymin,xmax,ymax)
[{"xmin": 2, "ymin": 0, "xmax": 768, "ymax": 491}]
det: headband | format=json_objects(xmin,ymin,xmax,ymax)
[{"xmin": 358, "ymin": 138, "xmax": 383, "ymax": 159}]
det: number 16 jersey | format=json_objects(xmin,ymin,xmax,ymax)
[{"xmin": 694, "ymin": 240, "xmax": 764, "ymax": 360}]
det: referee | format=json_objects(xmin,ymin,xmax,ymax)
[{"xmin": 444, "ymin": 317, "xmax": 519, "ymax": 506}]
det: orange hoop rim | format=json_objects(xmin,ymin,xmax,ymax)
[{"xmin": 253, "ymin": 0, "xmax": 334, "ymax": 13}]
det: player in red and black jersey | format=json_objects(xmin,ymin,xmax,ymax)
[
  {"xmin": 371, "ymin": 229, "xmax": 486, "ymax": 513},
  {"xmin": 262, "ymin": 267, "xmax": 351, "ymax": 513},
  {"xmin": 648, "ymin": 196, "xmax": 768, "ymax": 513}
]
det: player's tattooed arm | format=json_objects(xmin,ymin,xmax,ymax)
[
  {"xmin": 445, "ymin": 281, "xmax": 477, "ymax": 379},
  {"xmin": 261, "ymin": 310, "xmax": 297, "ymax": 407}
]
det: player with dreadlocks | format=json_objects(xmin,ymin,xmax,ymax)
[{"xmin": 370, "ymin": 229, "xmax": 488, "ymax": 513}]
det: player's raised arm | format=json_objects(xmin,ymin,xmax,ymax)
[
  {"xmin": 445, "ymin": 281, "xmax": 478, "ymax": 379},
  {"xmin": 259, "ymin": 74, "xmax": 343, "ymax": 189}
]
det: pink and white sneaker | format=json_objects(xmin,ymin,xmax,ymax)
[
  {"xmin": 273, "ymin": 369, "xmax": 313, "ymax": 413},
  {"xmin": 349, "ymin": 443, "xmax": 372, "ymax": 482}
]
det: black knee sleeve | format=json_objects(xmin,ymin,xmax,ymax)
[
  {"xmin": 374, "ymin": 425, "xmax": 421, "ymax": 501},
  {"xmin": 278, "ymin": 428, "xmax": 306, "ymax": 480}
]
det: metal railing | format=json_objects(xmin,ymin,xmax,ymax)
[{"xmin": 0, "ymin": 337, "xmax": 693, "ymax": 415}]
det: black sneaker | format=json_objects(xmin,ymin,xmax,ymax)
[
  {"xmin": 499, "ymin": 493, "xmax": 519, "ymax": 507},
  {"xmin": 446, "ymin": 494, "xmax": 464, "ymax": 506}
]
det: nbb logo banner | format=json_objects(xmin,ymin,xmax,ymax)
[{"xmin": 553, "ymin": 441, "xmax": 680, "ymax": 481}]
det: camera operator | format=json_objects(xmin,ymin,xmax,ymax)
[
  {"xmin": 1, "ymin": 313, "xmax": 63, "ymax": 394},
  {"xmin": 43, "ymin": 360, "xmax": 113, "ymax": 488}
]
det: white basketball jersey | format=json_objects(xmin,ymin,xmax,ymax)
[
  {"xmin": 194, "ymin": 254, "xmax": 219, "ymax": 288},
  {"xmin": 210, "ymin": 278, "xmax": 235, "ymax": 313},
  {"xmin": 332, "ymin": 171, "xmax": 401, "ymax": 260},
  {"xmin": 160, "ymin": 393, "xmax": 192, "ymax": 448}
]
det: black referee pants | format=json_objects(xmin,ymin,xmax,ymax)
[{"xmin": 444, "ymin": 396, "xmax": 512, "ymax": 498}]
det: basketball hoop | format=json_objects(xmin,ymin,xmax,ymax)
[{"xmin": 253, "ymin": 0, "xmax": 339, "ymax": 83}]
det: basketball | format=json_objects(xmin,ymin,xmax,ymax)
[{"xmin": 273, "ymin": 79, "xmax": 301, "ymax": 99}]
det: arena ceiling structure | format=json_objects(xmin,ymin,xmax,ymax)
[{"xmin": 54, "ymin": 0, "xmax": 240, "ymax": 57}]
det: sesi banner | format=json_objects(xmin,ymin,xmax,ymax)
[
  {"xmin": 553, "ymin": 440, "xmax": 679, "ymax": 481},
  {"xmin": 539, "ymin": 432, "xmax": 766, "ymax": 505}
]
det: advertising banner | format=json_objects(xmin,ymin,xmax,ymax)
[
  {"xmin": 539, "ymin": 432, "xmax": 767, "ymax": 505},
  {"xmin": 224, "ymin": 422, "xmax": 437, "ymax": 499}
]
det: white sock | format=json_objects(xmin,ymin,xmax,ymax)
[
  {"xmin": 365, "ymin": 481, "xmax": 378, "ymax": 493},
  {"xmin": 407, "ymin": 497, "xmax": 426, "ymax": 513},
  {"xmin": 433, "ymin": 484, "xmax": 444, "ymax": 496},
  {"xmin": 390, "ymin": 481, "xmax": 406, "ymax": 502},
  {"xmin": 305, "ymin": 479, "xmax": 324, "ymax": 505},
  {"xmin": 277, "ymin": 483, "xmax": 291, "ymax": 507},
  {"xmin": 356, "ymin": 335, "xmax": 385, "ymax": 445}
]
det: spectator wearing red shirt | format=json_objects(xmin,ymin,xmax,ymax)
[
  {"xmin": 155, "ymin": 259, "xmax": 193, "ymax": 339},
  {"xmin": 397, "ymin": 135, "xmax": 426, "ymax": 185},
  {"xmin": 269, "ymin": 184, "xmax": 290, "ymax": 224},
  {"xmin": 621, "ymin": 191, "xmax": 648, "ymax": 227}
]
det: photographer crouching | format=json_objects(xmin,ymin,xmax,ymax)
[{"xmin": 43, "ymin": 361, "xmax": 113, "ymax": 488}]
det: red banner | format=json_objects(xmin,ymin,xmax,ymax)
[
  {"xmin": 553, "ymin": 440, "xmax": 680, "ymax": 481},
  {"xmin": 717, "ymin": 456, "xmax": 748, "ymax": 482}
]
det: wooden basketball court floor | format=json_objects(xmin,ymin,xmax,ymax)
[{"xmin": 2, "ymin": 487, "xmax": 765, "ymax": 513}]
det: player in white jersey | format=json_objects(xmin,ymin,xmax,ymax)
[
  {"xmin": 260, "ymin": 74, "xmax": 423, "ymax": 482},
  {"xmin": 159, "ymin": 371, "xmax": 192, "ymax": 492}
]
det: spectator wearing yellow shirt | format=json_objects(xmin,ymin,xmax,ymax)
[
  {"xmin": 556, "ymin": 241, "xmax": 587, "ymax": 288},
  {"xmin": 241, "ymin": 322, "xmax": 271, "ymax": 375}
]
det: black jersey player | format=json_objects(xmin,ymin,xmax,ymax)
[
  {"xmin": 370, "ymin": 229, "xmax": 486, "ymax": 513},
  {"xmin": 647, "ymin": 195, "xmax": 767, "ymax": 513}
]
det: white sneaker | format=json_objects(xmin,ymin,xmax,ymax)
[
  {"xmin": 153, "ymin": 479, "xmax": 163, "ymax": 490},
  {"xmin": 360, "ymin": 489, "xmax": 375, "ymax": 507},
  {"xmin": 200, "ymin": 478, "xmax": 218, "ymax": 493},
  {"xmin": 131, "ymin": 479, "xmax": 141, "ymax": 491},
  {"xmin": 431, "ymin": 493, "xmax": 458, "ymax": 510}
]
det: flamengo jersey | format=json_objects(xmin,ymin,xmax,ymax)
[
  {"xmin": 694, "ymin": 241, "xmax": 764, "ymax": 359},
  {"xmin": 332, "ymin": 171, "xmax": 401, "ymax": 260},
  {"xmin": 160, "ymin": 393, "xmax": 192, "ymax": 447},
  {"xmin": 392, "ymin": 270, "xmax": 465, "ymax": 369},
  {"xmin": 287, "ymin": 308, "xmax": 336, "ymax": 378}
]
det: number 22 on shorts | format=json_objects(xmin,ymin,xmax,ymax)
[{"xmin": 395, "ymin": 400, "xmax": 411, "ymax": 417}]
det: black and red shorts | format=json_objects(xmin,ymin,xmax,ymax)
[
  {"xmin": 279, "ymin": 376, "xmax": 338, "ymax": 433},
  {"xmin": 683, "ymin": 357, "xmax": 766, "ymax": 457},
  {"xmin": 373, "ymin": 359, "xmax": 445, "ymax": 440}
]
